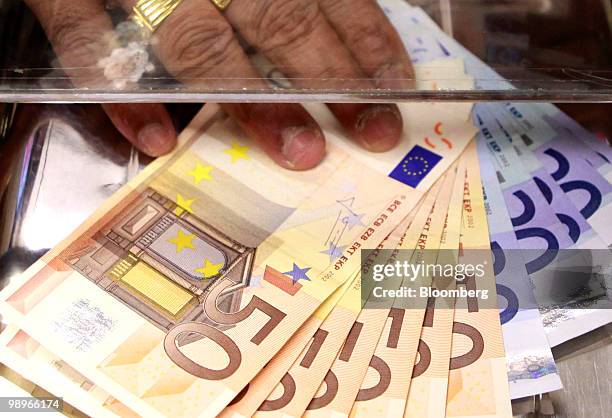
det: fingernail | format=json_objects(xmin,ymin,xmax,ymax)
[
  {"xmin": 356, "ymin": 105, "xmax": 403, "ymax": 152},
  {"xmin": 137, "ymin": 123, "xmax": 176, "ymax": 156},
  {"xmin": 281, "ymin": 126, "xmax": 324, "ymax": 169}
]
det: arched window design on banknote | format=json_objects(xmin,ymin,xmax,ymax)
[{"xmin": 63, "ymin": 188, "xmax": 255, "ymax": 332}]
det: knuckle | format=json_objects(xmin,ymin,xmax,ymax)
[
  {"xmin": 255, "ymin": 0, "xmax": 321, "ymax": 51},
  {"xmin": 160, "ymin": 9, "xmax": 235, "ymax": 78}
]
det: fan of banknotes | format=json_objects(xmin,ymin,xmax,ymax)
[{"xmin": 1, "ymin": 2, "xmax": 611, "ymax": 417}]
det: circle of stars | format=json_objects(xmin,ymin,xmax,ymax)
[{"xmin": 402, "ymin": 156, "xmax": 429, "ymax": 177}]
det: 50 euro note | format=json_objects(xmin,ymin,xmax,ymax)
[
  {"xmin": 0, "ymin": 102, "xmax": 475, "ymax": 418},
  {"xmin": 220, "ymin": 272, "xmax": 360, "ymax": 418},
  {"xmin": 253, "ymin": 178, "xmax": 441, "ymax": 418},
  {"xmin": 305, "ymin": 173, "xmax": 450, "ymax": 416},
  {"xmin": 236, "ymin": 183, "xmax": 433, "ymax": 418},
  {"xmin": 445, "ymin": 141, "xmax": 512, "ymax": 418},
  {"xmin": 349, "ymin": 163, "xmax": 459, "ymax": 418},
  {"xmin": 404, "ymin": 155, "xmax": 467, "ymax": 418},
  {"xmin": 243, "ymin": 212, "xmax": 415, "ymax": 418},
  {"xmin": 239, "ymin": 205, "xmax": 424, "ymax": 418},
  {"xmin": 303, "ymin": 174, "xmax": 450, "ymax": 418},
  {"xmin": 0, "ymin": 325, "xmax": 137, "ymax": 418},
  {"xmin": 223, "ymin": 202, "xmax": 421, "ymax": 418}
]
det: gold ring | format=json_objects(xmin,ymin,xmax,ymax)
[
  {"xmin": 133, "ymin": 0, "xmax": 183, "ymax": 33},
  {"xmin": 210, "ymin": 0, "xmax": 232, "ymax": 10},
  {"xmin": 133, "ymin": 0, "xmax": 232, "ymax": 33}
]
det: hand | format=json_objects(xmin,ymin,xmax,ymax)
[{"xmin": 26, "ymin": 0, "xmax": 414, "ymax": 169}]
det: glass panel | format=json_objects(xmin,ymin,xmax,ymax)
[{"xmin": 0, "ymin": 0, "xmax": 611, "ymax": 101}]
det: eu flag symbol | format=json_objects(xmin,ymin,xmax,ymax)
[{"xmin": 389, "ymin": 145, "xmax": 443, "ymax": 188}]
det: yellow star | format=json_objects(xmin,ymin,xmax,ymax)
[
  {"xmin": 224, "ymin": 142, "xmax": 251, "ymax": 163},
  {"xmin": 188, "ymin": 163, "xmax": 213, "ymax": 185},
  {"xmin": 168, "ymin": 229, "xmax": 195, "ymax": 253},
  {"xmin": 176, "ymin": 194, "xmax": 194, "ymax": 214},
  {"xmin": 194, "ymin": 259, "xmax": 223, "ymax": 279}
]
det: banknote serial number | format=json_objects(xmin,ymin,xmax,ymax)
[{"xmin": 0, "ymin": 397, "xmax": 63, "ymax": 412}]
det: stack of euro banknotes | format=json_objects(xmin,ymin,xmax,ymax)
[{"xmin": 1, "ymin": 1, "xmax": 611, "ymax": 417}]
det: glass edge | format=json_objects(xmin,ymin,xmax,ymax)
[{"xmin": 1, "ymin": 90, "xmax": 612, "ymax": 103}]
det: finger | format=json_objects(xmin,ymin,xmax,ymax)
[
  {"xmin": 319, "ymin": 0, "xmax": 415, "ymax": 90},
  {"xmin": 24, "ymin": 0, "xmax": 113, "ymax": 85},
  {"xmin": 117, "ymin": 0, "xmax": 326, "ymax": 168},
  {"xmin": 117, "ymin": 0, "xmax": 260, "ymax": 88},
  {"xmin": 102, "ymin": 103, "xmax": 177, "ymax": 156},
  {"xmin": 24, "ymin": 0, "xmax": 177, "ymax": 156},
  {"xmin": 222, "ymin": 103, "xmax": 326, "ymax": 170},
  {"xmin": 226, "ymin": 0, "xmax": 402, "ymax": 152},
  {"xmin": 327, "ymin": 103, "xmax": 403, "ymax": 152},
  {"xmin": 226, "ymin": 0, "xmax": 365, "ymax": 89}
]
